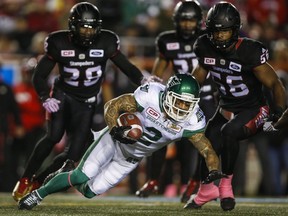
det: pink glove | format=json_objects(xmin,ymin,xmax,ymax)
[{"xmin": 43, "ymin": 98, "xmax": 61, "ymax": 113}]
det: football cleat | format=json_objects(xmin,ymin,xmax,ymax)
[
  {"xmin": 18, "ymin": 190, "xmax": 42, "ymax": 210},
  {"xmin": 12, "ymin": 177, "xmax": 39, "ymax": 202},
  {"xmin": 220, "ymin": 197, "xmax": 236, "ymax": 211},
  {"xmin": 181, "ymin": 180, "xmax": 200, "ymax": 203},
  {"xmin": 184, "ymin": 183, "xmax": 219, "ymax": 209},
  {"xmin": 30, "ymin": 175, "xmax": 41, "ymax": 191},
  {"xmin": 219, "ymin": 175, "xmax": 235, "ymax": 211},
  {"xmin": 183, "ymin": 194, "xmax": 202, "ymax": 209},
  {"xmin": 202, "ymin": 170, "xmax": 228, "ymax": 184},
  {"xmin": 135, "ymin": 180, "xmax": 159, "ymax": 198},
  {"xmin": 43, "ymin": 159, "xmax": 75, "ymax": 185}
]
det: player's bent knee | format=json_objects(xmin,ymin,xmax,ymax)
[
  {"xmin": 221, "ymin": 123, "xmax": 242, "ymax": 138},
  {"xmin": 69, "ymin": 168, "xmax": 90, "ymax": 185},
  {"xmin": 77, "ymin": 182, "xmax": 97, "ymax": 199},
  {"xmin": 83, "ymin": 184, "xmax": 97, "ymax": 199}
]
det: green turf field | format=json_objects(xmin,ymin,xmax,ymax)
[{"xmin": 1, "ymin": 192, "xmax": 288, "ymax": 216}]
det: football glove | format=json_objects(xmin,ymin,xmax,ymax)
[
  {"xmin": 110, "ymin": 126, "xmax": 136, "ymax": 144},
  {"xmin": 202, "ymin": 170, "xmax": 228, "ymax": 184},
  {"xmin": 263, "ymin": 106, "xmax": 284, "ymax": 132},
  {"xmin": 274, "ymin": 108, "xmax": 288, "ymax": 129},
  {"xmin": 263, "ymin": 120, "xmax": 278, "ymax": 132},
  {"xmin": 270, "ymin": 106, "xmax": 284, "ymax": 122},
  {"xmin": 43, "ymin": 98, "xmax": 61, "ymax": 113},
  {"xmin": 141, "ymin": 75, "xmax": 163, "ymax": 85}
]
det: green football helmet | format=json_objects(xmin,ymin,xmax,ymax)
[{"xmin": 163, "ymin": 74, "xmax": 200, "ymax": 122}]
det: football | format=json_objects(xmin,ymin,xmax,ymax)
[{"xmin": 117, "ymin": 112, "xmax": 143, "ymax": 140}]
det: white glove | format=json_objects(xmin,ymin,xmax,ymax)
[
  {"xmin": 141, "ymin": 75, "xmax": 163, "ymax": 85},
  {"xmin": 43, "ymin": 98, "xmax": 61, "ymax": 113},
  {"xmin": 263, "ymin": 121, "xmax": 278, "ymax": 132}
]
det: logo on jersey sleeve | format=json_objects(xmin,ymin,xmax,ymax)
[
  {"xmin": 166, "ymin": 42, "xmax": 180, "ymax": 50},
  {"xmin": 229, "ymin": 61, "xmax": 242, "ymax": 72},
  {"xmin": 90, "ymin": 49, "xmax": 104, "ymax": 57},
  {"xmin": 61, "ymin": 50, "xmax": 75, "ymax": 57},
  {"xmin": 196, "ymin": 109, "xmax": 204, "ymax": 122},
  {"xmin": 204, "ymin": 57, "xmax": 215, "ymax": 65},
  {"xmin": 146, "ymin": 107, "xmax": 160, "ymax": 120}
]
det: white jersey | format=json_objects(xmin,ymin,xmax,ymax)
[
  {"xmin": 118, "ymin": 82, "xmax": 206, "ymax": 159},
  {"xmin": 81, "ymin": 82, "xmax": 206, "ymax": 196}
]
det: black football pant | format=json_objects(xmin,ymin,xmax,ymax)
[
  {"xmin": 200, "ymin": 106, "xmax": 265, "ymax": 179},
  {"xmin": 22, "ymin": 90, "xmax": 95, "ymax": 183}
]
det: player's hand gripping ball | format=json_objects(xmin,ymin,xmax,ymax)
[{"xmin": 117, "ymin": 113, "xmax": 143, "ymax": 140}]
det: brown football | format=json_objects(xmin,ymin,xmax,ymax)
[{"xmin": 117, "ymin": 113, "xmax": 143, "ymax": 140}]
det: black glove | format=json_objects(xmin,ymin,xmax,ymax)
[
  {"xmin": 110, "ymin": 126, "xmax": 136, "ymax": 144},
  {"xmin": 202, "ymin": 170, "xmax": 228, "ymax": 184},
  {"xmin": 270, "ymin": 106, "xmax": 284, "ymax": 122}
]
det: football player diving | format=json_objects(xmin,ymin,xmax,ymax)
[{"xmin": 18, "ymin": 74, "xmax": 227, "ymax": 210}]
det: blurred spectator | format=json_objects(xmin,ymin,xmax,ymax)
[
  {"xmin": 232, "ymin": 134, "xmax": 274, "ymax": 196},
  {"xmin": 267, "ymin": 39, "xmax": 288, "ymax": 196},
  {"xmin": 24, "ymin": 1, "xmax": 60, "ymax": 33},
  {"xmin": 0, "ymin": 34, "xmax": 19, "ymax": 53},
  {"xmin": 28, "ymin": 31, "xmax": 48, "ymax": 57},
  {"xmin": 246, "ymin": 0, "xmax": 287, "ymax": 27},
  {"xmin": 2, "ymin": 58, "xmax": 46, "ymax": 191},
  {"xmin": 0, "ymin": 64, "xmax": 24, "ymax": 191}
]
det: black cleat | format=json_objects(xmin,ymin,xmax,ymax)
[
  {"xmin": 18, "ymin": 191, "xmax": 42, "ymax": 210},
  {"xmin": 180, "ymin": 180, "xmax": 199, "ymax": 203},
  {"xmin": 135, "ymin": 180, "xmax": 159, "ymax": 198},
  {"xmin": 202, "ymin": 170, "xmax": 228, "ymax": 184},
  {"xmin": 43, "ymin": 159, "xmax": 75, "ymax": 185},
  {"xmin": 183, "ymin": 194, "xmax": 202, "ymax": 209},
  {"xmin": 220, "ymin": 197, "xmax": 236, "ymax": 211}
]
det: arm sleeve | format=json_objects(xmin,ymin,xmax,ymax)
[
  {"xmin": 110, "ymin": 51, "xmax": 143, "ymax": 86},
  {"xmin": 32, "ymin": 55, "xmax": 57, "ymax": 101}
]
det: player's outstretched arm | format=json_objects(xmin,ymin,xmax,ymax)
[
  {"xmin": 104, "ymin": 93, "xmax": 137, "ymax": 129},
  {"xmin": 188, "ymin": 132, "xmax": 227, "ymax": 183},
  {"xmin": 188, "ymin": 132, "xmax": 219, "ymax": 171}
]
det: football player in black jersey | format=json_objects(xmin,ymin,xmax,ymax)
[
  {"xmin": 135, "ymin": 0, "xmax": 217, "ymax": 202},
  {"xmin": 184, "ymin": 2, "xmax": 286, "ymax": 211},
  {"xmin": 12, "ymin": 2, "xmax": 145, "ymax": 202}
]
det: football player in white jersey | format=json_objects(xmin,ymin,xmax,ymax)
[{"xmin": 18, "ymin": 74, "xmax": 226, "ymax": 210}]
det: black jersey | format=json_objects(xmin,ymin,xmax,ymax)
[
  {"xmin": 41, "ymin": 29, "xmax": 120, "ymax": 101},
  {"xmin": 156, "ymin": 30, "xmax": 217, "ymax": 113},
  {"xmin": 194, "ymin": 35, "xmax": 268, "ymax": 112},
  {"xmin": 156, "ymin": 30, "xmax": 202, "ymax": 74}
]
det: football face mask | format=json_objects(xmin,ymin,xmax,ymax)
[{"xmin": 163, "ymin": 74, "xmax": 200, "ymax": 122}]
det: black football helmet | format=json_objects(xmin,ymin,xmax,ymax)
[
  {"xmin": 163, "ymin": 74, "xmax": 200, "ymax": 122},
  {"xmin": 205, "ymin": 2, "xmax": 241, "ymax": 49},
  {"xmin": 173, "ymin": 0, "xmax": 203, "ymax": 40},
  {"xmin": 68, "ymin": 2, "xmax": 102, "ymax": 47}
]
